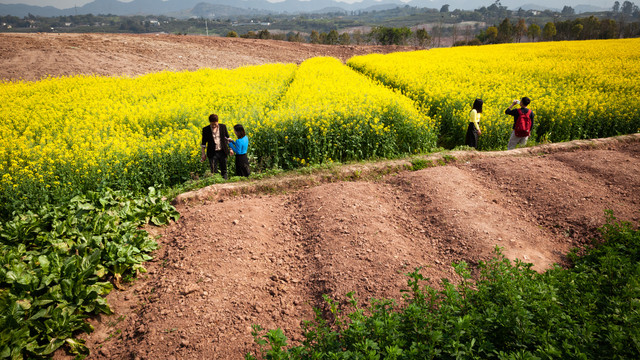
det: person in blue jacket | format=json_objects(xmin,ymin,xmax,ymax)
[{"xmin": 227, "ymin": 124, "xmax": 251, "ymax": 177}]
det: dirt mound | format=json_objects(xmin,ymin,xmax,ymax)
[{"xmin": 3, "ymin": 33, "xmax": 637, "ymax": 359}]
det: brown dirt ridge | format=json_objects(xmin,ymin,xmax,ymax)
[{"xmin": 2, "ymin": 33, "xmax": 638, "ymax": 360}]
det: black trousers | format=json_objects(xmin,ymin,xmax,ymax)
[
  {"xmin": 465, "ymin": 123, "xmax": 479, "ymax": 148},
  {"xmin": 208, "ymin": 150, "xmax": 228, "ymax": 179},
  {"xmin": 235, "ymin": 154, "xmax": 251, "ymax": 177}
]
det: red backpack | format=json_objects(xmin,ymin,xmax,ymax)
[{"xmin": 514, "ymin": 108, "xmax": 532, "ymax": 137}]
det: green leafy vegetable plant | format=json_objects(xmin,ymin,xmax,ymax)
[{"xmin": 0, "ymin": 187, "xmax": 178, "ymax": 359}]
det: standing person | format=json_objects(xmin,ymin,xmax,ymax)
[
  {"xmin": 465, "ymin": 98, "xmax": 483, "ymax": 148},
  {"xmin": 228, "ymin": 124, "xmax": 251, "ymax": 177},
  {"xmin": 200, "ymin": 114, "xmax": 230, "ymax": 179},
  {"xmin": 505, "ymin": 97, "xmax": 535, "ymax": 150}
]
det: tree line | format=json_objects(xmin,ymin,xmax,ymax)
[{"xmin": 2, "ymin": 1, "xmax": 639, "ymax": 46}]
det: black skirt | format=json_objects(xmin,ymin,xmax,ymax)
[
  {"xmin": 465, "ymin": 123, "xmax": 479, "ymax": 148},
  {"xmin": 234, "ymin": 153, "xmax": 251, "ymax": 177}
]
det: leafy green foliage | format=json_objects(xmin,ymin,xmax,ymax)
[
  {"xmin": 247, "ymin": 213, "xmax": 640, "ymax": 359},
  {"xmin": 0, "ymin": 187, "xmax": 179, "ymax": 359}
]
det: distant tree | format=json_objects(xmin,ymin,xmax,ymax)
[
  {"xmin": 241, "ymin": 31, "xmax": 257, "ymax": 39},
  {"xmin": 572, "ymin": 23, "xmax": 584, "ymax": 39},
  {"xmin": 440, "ymin": 4, "xmax": 450, "ymax": 13},
  {"xmin": 338, "ymin": 32, "xmax": 351, "ymax": 45},
  {"xmin": 613, "ymin": 1, "xmax": 621, "ymax": 13},
  {"xmin": 528, "ymin": 23, "xmax": 541, "ymax": 41},
  {"xmin": 485, "ymin": 26, "xmax": 498, "ymax": 43},
  {"xmin": 287, "ymin": 32, "xmax": 304, "ymax": 42},
  {"xmin": 415, "ymin": 28, "xmax": 431, "ymax": 47},
  {"xmin": 581, "ymin": 15, "xmax": 601, "ymax": 38},
  {"xmin": 515, "ymin": 19, "xmax": 527, "ymax": 42},
  {"xmin": 352, "ymin": 30, "xmax": 365, "ymax": 44},
  {"xmin": 257, "ymin": 29, "xmax": 271, "ymax": 39},
  {"xmin": 226, "ymin": 31, "xmax": 238, "ymax": 37},
  {"xmin": 371, "ymin": 26, "xmax": 412, "ymax": 45},
  {"xmin": 622, "ymin": 1, "xmax": 635, "ymax": 15},
  {"xmin": 487, "ymin": 0, "xmax": 508, "ymax": 18},
  {"xmin": 543, "ymin": 22, "xmax": 557, "ymax": 40},
  {"xmin": 599, "ymin": 19, "xmax": 619, "ymax": 38},
  {"xmin": 562, "ymin": 6, "xmax": 575, "ymax": 15},
  {"xmin": 326, "ymin": 29, "xmax": 339, "ymax": 44},
  {"xmin": 497, "ymin": 17, "xmax": 514, "ymax": 42},
  {"xmin": 310, "ymin": 30, "xmax": 320, "ymax": 44}
]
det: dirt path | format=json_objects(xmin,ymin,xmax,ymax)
[{"xmin": 3, "ymin": 33, "xmax": 637, "ymax": 359}]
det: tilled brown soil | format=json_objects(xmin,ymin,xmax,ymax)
[
  {"xmin": 68, "ymin": 137, "xmax": 639, "ymax": 360},
  {"xmin": 0, "ymin": 32, "xmax": 418, "ymax": 82},
  {"xmin": 2, "ymin": 32, "xmax": 637, "ymax": 360}
]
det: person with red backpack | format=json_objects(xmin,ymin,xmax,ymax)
[{"xmin": 505, "ymin": 96, "xmax": 534, "ymax": 150}]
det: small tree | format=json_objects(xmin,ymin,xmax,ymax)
[
  {"xmin": 528, "ymin": 23, "xmax": 541, "ymax": 41},
  {"xmin": 226, "ymin": 31, "xmax": 238, "ymax": 38},
  {"xmin": 241, "ymin": 31, "xmax": 257, "ymax": 39},
  {"xmin": 326, "ymin": 29, "xmax": 339, "ymax": 45},
  {"xmin": 543, "ymin": 22, "xmax": 557, "ymax": 40},
  {"xmin": 572, "ymin": 23, "xmax": 583, "ymax": 39},
  {"xmin": 287, "ymin": 32, "xmax": 304, "ymax": 42},
  {"xmin": 257, "ymin": 29, "xmax": 271, "ymax": 40},
  {"xmin": 497, "ymin": 17, "xmax": 514, "ymax": 42},
  {"xmin": 486, "ymin": 26, "xmax": 498, "ymax": 43},
  {"xmin": 352, "ymin": 30, "xmax": 365, "ymax": 44},
  {"xmin": 613, "ymin": 1, "xmax": 621, "ymax": 13},
  {"xmin": 310, "ymin": 30, "xmax": 320, "ymax": 44},
  {"xmin": 371, "ymin": 26, "xmax": 412, "ymax": 45},
  {"xmin": 415, "ymin": 28, "xmax": 431, "ymax": 47},
  {"xmin": 515, "ymin": 19, "xmax": 527, "ymax": 42},
  {"xmin": 339, "ymin": 32, "xmax": 351, "ymax": 45}
]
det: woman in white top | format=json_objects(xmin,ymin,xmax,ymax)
[{"xmin": 465, "ymin": 98, "xmax": 483, "ymax": 148}]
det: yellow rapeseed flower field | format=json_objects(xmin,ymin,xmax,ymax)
[
  {"xmin": 348, "ymin": 38, "xmax": 640, "ymax": 149},
  {"xmin": 251, "ymin": 57, "xmax": 436, "ymax": 169},
  {"xmin": 2, "ymin": 39, "xmax": 639, "ymax": 215},
  {"xmin": 0, "ymin": 64, "xmax": 296, "ymax": 211}
]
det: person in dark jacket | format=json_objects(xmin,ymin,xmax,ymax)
[{"xmin": 200, "ymin": 114, "xmax": 230, "ymax": 179}]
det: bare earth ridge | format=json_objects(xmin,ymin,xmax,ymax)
[{"xmin": 1, "ymin": 33, "xmax": 638, "ymax": 360}]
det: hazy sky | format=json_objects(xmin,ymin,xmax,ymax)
[{"xmin": 0, "ymin": 0, "xmax": 616, "ymax": 10}]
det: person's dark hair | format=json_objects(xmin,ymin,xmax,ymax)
[
  {"xmin": 209, "ymin": 114, "xmax": 219, "ymax": 123},
  {"xmin": 233, "ymin": 124, "xmax": 246, "ymax": 138},
  {"xmin": 520, "ymin": 97, "xmax": 531, "ymax": 107},
  {"xmin": 472, "ymin": 98, "xmax": 483, "ymax": 114}
]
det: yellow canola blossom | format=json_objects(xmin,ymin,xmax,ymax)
[
  {"xmin": 348, "ymin": 38, "xmax": 640, "ymax": 149},
  {"xmin": 0, "ymin": 64, "xmax": 297, "ymax": 206},
  {"xmin": 254, "ymin": 57, "xmax": 436, "ymax": 169}
]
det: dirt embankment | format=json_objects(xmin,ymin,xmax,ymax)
[{"xmin": 2, "ymin": 33, "xmax": 638, "ymax": 360}]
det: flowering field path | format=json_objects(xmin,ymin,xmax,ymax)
[{"xmin": 2, "ymin": 33, "xmax": 637, "ymax": 360}]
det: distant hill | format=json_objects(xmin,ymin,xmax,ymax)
[{"xmin": 0, "ymin": 0, "xmax": 611, "ymax": 18}]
